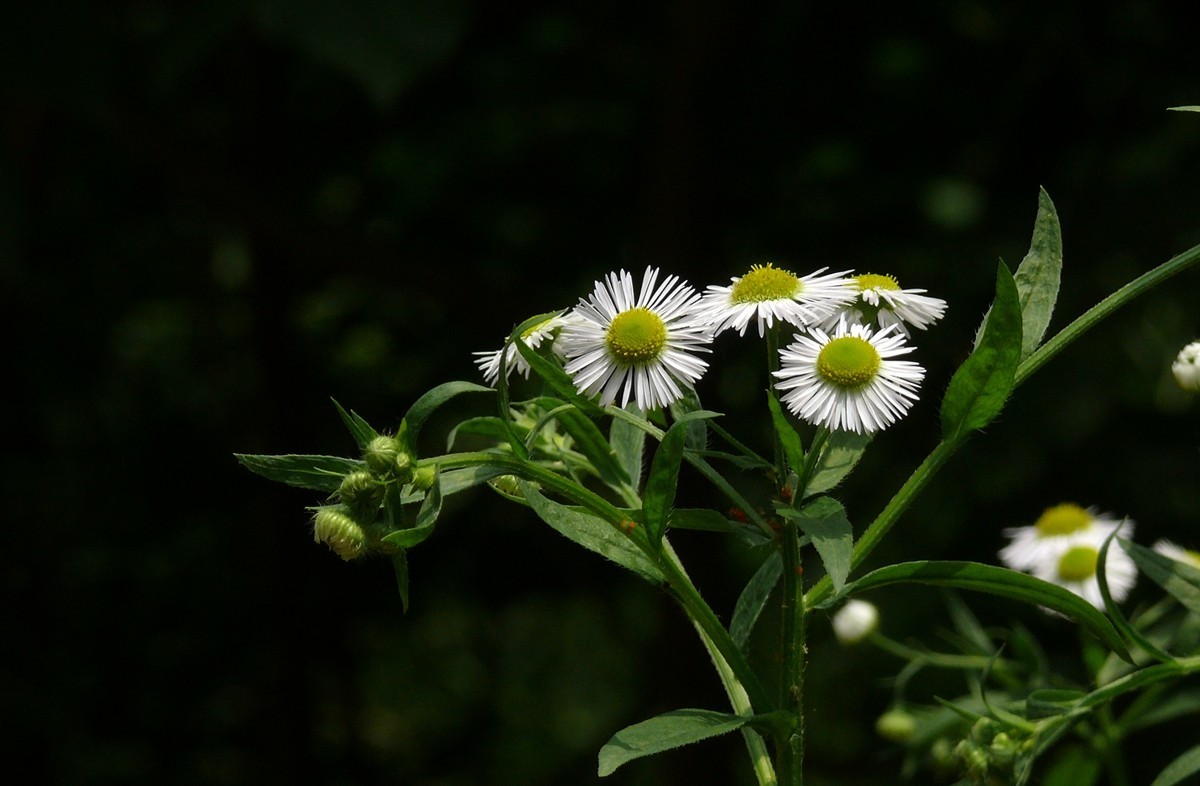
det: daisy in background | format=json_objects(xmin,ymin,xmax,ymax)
[
  {"xmin": 474, "ymin": 311, "xmax": 573, "ymax": 386},
  {"xmin": 560, "ymin": 267, "xmax": 713, "ymax": 411},
  {"xmin": 697, "ymin": 263, "xmax": 855, "ymax": 337},
  {"xmin": 820, "ymin": 273, "xmax": 947, "ymax": 337},
  {"xmin": 999, "ymin": 503, "xmax": 1137, "ymax": 611},
  {"xmin": 1153, "ymin": 539, "xmax": 1200, "ymax": 569},
  {"xmin": 773, "ymin": 318, "xmax": 925, "ymax": 434},
  {"xmin": 1172, "ymin": 340, "xmax": 1200, "ymax": 392}
]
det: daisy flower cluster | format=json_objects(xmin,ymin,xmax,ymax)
[
  {"xmin": 474, "ymin": 262, "xmax": 946, "ymax": 434},
  {"xmin": 999, "ymin": 503, "xmax": 1137, "ymax": 610}
]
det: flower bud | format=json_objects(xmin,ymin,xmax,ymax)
[
  {"xmin": 365, "ymin": 435, "xmax": 401, "ymax": 476},
  {"xmin": 338, "ymin": 470, "xmax": 382, "ymax": 513},
  {"xmin": 955, "ymin": 740, "xmax": 989, "ymax": 783},
  {"xmin": 875, "ymin": 708, "xmax": 916, "ymax": 743},
  {"xmin": 411, "ymin": 465, "xmax": 437, "ymax": 491},
  {"xmin": 988, "ymin": 732, "xmax": 1017, "ymax": 768},
  {"xmin": 831, "ymin": 599, "xmax": 879, "ymax": 645},
  {"xmin": 1172, "ymin": 340, "xmax": 1200, "ymax": 392},
  {"xmin": 313, "ymin": 506, "xmax": 366, "ymax": 561}
]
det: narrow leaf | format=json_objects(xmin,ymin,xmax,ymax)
[
  {"xmin": 778, "ymin": 497, "xmax": 852, "ymax": 593},
  {"xmin": 941, "ymin": 262, "xmax": 1022, "ymax": 442},
  {"xmin": 531, "ymin": 397, "xmax": 630, "ymax": 488},
  {"xmin": 610, "ymin": 404, "xmax": 646, "ymax": 491},
  {"xmin": 731, "ymin": 552, "xmax": 783, "ymax": 649},
  {"xmin": 1122, "ymin": 538, "xmax": 1200, "ymax": 616},
  {"xmin": 669, "ymin": 388, "xmax": 710, "ymax": 451},
  {"xmin": 597, "ymin": 709, "xmax": 749, "ymax": 777},
  {"xmin": 392, "ymin": 550, "xmax": 410, "ymax": 612},
  {"xmin": 1152, "ymin": 744, "xmax": 1200, "ymax": 786},
  {"xmin": 642, "ymin": 420, "xmax": 690, "ymax": 548},
  {"xmin": 514, "ymin": 333, "xmax": 605, "ymax": 417},
  {"xmin": 1012, "ymin": 187, "xmax": 1064, "ymax": 360},
  {"xmin": 1168, "ymin": 106, "xmax": 1200, "ymax": 112},
  {"xmin": 439, "ymin": 465, "xmax": 510, "ymax": 496},
  {"xmin": 404, "ymin": 381, "xmax": 494, "ymax": 448},
  {"xmin": 332, "ymin": 398, "xmax": 379, "ymax": 449},
  {"xmin": 804, "ymin": 430, "xmax": 872, "ymax": 496},
  {"xmin": 382, "ymin": 472, "xmax": 443, "ymax": 548},
  {"xmin": 447, "ymin": 416, "xmax": 513, "ymax": 449},
  {"xmin": 843, "ymin": 561, "xmax": 1130, "ymax": 660},
  {"xmin": 766, "ymin": 392, "xmax": 804, "ymax": 475},
  {"xmin": 235, "ymin": 453, "xmax": 365, "ymax": 492},
  {"xmin": 519, "ymin": 481, "xmax": 663, "ymax": 583},
  {"xmin": 1025, "ymin": 688, "xmax": 1086, "ymax": 719}
]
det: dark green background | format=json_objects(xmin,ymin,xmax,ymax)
[{"xmin": 6, "ymin": 2, "xmax": 1199, "ymax": 784}]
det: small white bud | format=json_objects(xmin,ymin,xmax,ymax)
[
  {"xmin": 1172, "ymin": 341, "xmax": 1200, "ymax": 392},
  {"xmin": 831, "ymin": 599, "xmax": 879, "ymax": 645}
]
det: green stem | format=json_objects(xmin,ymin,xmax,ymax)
[
  {"xmin": 767, "ymin": 325, "xmax": 787, "ymax": 483},
  {"xmin": 1094, "ymin": 706, "xmax": 1132, "ymax": 786},
  {"xmin": 777, "ymin": 519, "xmax": 806, "ymax": 785}
]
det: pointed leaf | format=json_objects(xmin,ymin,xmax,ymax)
[
  {"xmin": 382, "ymin": 472, "xmax": 443, "ymax": 549},
  {"xmin": 404, "ymin": 381, "xmax": 494, "ymax": 448},
  {"xmin": 778, "ymin": 497, "xmax": 852, "ymax": 593},
  {"xmin": 530, "ymin": 397, "xmax": 630, "ymax": 488},
  {"xmin": 731, "ymin": 552, "xmax": 782, "ymax": 649},
  {"xmin": 439, "ymin": 465, "xmax": 510, "ymax": 496},
  {"xmin": 1012, "ymin": 187, "xmax": 1064, "ymax": 360},
  {"xmin": 1122, "ymin": 538, "xmax": 1200, "ymax": 616},
  {"xmin": 766, "ymin": 391, "xmax": 804, "ymax": 475},
  {"xmin": 1168, "ymin": 106, "xmax": 1200, "ymax": 112},
  {"xmin": 610, "ymin": 405, "xmax": 646, "ymax": 491},
  {"xmin": 941, "ymin": 262, "xmax": 1022, "ymax": 442},
  {"xmin": 447, "ymin": 416, "xmax": 513, "ymax": 449},
  {"xmin": 642, "ymin": 419, "xmax": 691, "ymax": 548},
  {"xmin": 513, "ymin": 331, "xmax": 605, "ymax": 417},
  {"xmin": 1152, "ymin": 744, "xmax": 1200, "ymax": 786},
  {"xmin": 392, "ymin": 550, "xmax": 410, "ymax": 612},
  {"xmin": 519, "ymin": 481, "xmax": 663, "ymax": 583},
  {"xmin": 332, "ymin": 398, "xmax": 379, "ymax": 449},
  {"xmin": 668, "ymin": 388, "xmax": 710, "ymax": 451},
  {"xmin": 598, "ymin": 709, "xmax": 749, "ymax": 776},
  {"xmin": 235, "ymin": 453, "xmax": 365, "ymax": 492},
  {"xmin": 804, "ymin": 430, "xmax": 871, "ymax": 496},
  {"xmin": 843, "ymin": 561, "xmax": 1129, "ymax": 660}
]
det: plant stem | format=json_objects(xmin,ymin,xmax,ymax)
[{"xmin": 777, "ymin": 519, "xmax": 806, "ymax": 785}]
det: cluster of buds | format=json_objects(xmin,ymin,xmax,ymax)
[
  {"xmin": 312, "ymin": 433, "xmax": 433, "ymax": 560},
  {"xmin": 950, "ymin": 718, "xmax": 1033, "ymax": 786}
]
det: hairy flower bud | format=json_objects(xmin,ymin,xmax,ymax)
[
  {"xmin": 411, "ymin": 465, "xmax": 437, "ymax": 491},
  {"xmin": 365, "ymin": 435, "xmax": 401, "ymax": 476},
  {"xmin": 313, "ymin": 506, "xmax": 366, "ymax": 561},
  {"xmin": 875, "ymin": 708, "xmax": 916, "ymax": 743},
  {"xmin": 338, "ymin": 470, "xmax": 382, "ymax": 514}
]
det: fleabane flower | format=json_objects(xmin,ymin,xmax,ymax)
[
  {"xmin": 820, "ymin": 273, "xmax": 947, "ymax": 337},
  {"xmin": 773, "ymin": 319, "xmax": 925, "ymax": 434},
  {"xmin": 1152, "ymin": 539, "xmax": 1200, "ymax": 569},
  {"xmin": 560, "ymin": 267, "xmax": 712, "ymax": 411},
  {"xmin": 697, "ymin": 263, "xmax": 856, "ymax": 337},
  {"xmin": 1172, "ymin": 340, "xmax": 1200, "ymax": 392},
  {"xmin": 474, "ymin": 312, "xmax": 572, "ymax": 386},
  {"xmin": 1000, "ymin": 504, "xmax": 1137, "ymax": 611}
]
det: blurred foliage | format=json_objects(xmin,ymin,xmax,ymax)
[{"xmin": 4, "ymin": 1, "xmax": 1199, "ymax": 784}]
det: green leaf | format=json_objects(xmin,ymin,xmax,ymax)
[
  {"xmin": 403, "ymin": 381, "xmax": 494, "ymax": 449},
  {"xmin": 438, "ymin": 465, "xmax": 510, "ymax": 496},
  {"xmin": 1124, "ymin": 687, "xmax": 1200, "ymax": 732},
  {"xmin": 778, "ymin": 497, "xmax": 852, "ymax": 593},
  {"xmin": 668, "ymin": 388, "xmax": 710, "ymax": 451},
  {"xmin": 1097, "ymin": 531, "xmax": 1176, "ymax": 662},
  {"xmin": 235, "ymin": 453, "xmax": 365, "ymax": 492},
  {"xmin": 513, "ymin": 331, "xmax": 604, "ymax": 417},
  {"xmin": 1041, "ymin": 744, "xmax": 1103, "ymax": 786},
  {"xmin": 382, "ymin": 472, "xmax": 443, "ymax": 548},
  {"xmin": 766, "ymin": 391, "xmax": 804, "ymax": 476},
  {"xmin": 597, "ymin": 709, "xmax": 750, "ymax": 776},
  {"xmin": 731, "ymin": 552, "xmax": 782, "ymax": 650},
  {"xmin": 332, "ymin": 398, "xmax": 379, "ymax": 449},
  {"xmin": 610, "ymin": 405, "xmax": 646, "ymax": 491},
  {"xmin": 941, "ymin": 262, "xmax": 1022, "ymax": 442},
  {"xmin": 1152, "ymin": 744, "xmax": 1200, "ymax": 786},
  {"xmin": 1122, "ymin": 538, "xmax": 1200, "ymax": 616},
  {"xmin": 392, "ymin": 550, "xmax": 410, "ymax": 612},
  {"xmin": 446, "ymin": 416, "xmax": 512, "ymax": 449},
  {"xmin": 1012, "ymin": 187, "xmax": 1064, "ymax": 360},
  {"xmin": 642, "ymin": 420, "xmax": 690, "ymax": 549},
  {"xmin": 1025, "ymin": 688, "xmax": 1086, "ymax": 720},
  {"xmin": 804, "ymin": 430, "xmax": 871, "ymax": 496},
  {"xmin": 667, "ymin": 508, "xmax": 739, "ymax": 534},
  {"xmin": 519, "ymin": 481, "xmax": 663, "ymax": 583},
  {"xmin": 843, "ymin": 561, "xmax": 1130, "ymax": 660},
  {"xmin": 1168, "ymin": 105, "xmax": 1200, "ymax": 112},
  {"xmin": 530, "ymin": 397, "xmax": 630, "ymax": 488}
]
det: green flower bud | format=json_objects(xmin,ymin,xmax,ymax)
[
  {"xmin": 365, "ymin": 435, "xmax": 401, "ymax": 476},
  {"xmin": 338, "ymin": 470, "xmax": 383, "ymax": 513},
  {"xmin": 313, "ymin": 506, "xmax": 366, "ymax": 561},
  {"xmin": 875, "ymin": 708, "xmax": 916, "ymax": 743},
  {"xmin": 988, "ymin": 732, "xmax": 1017, "ymax": 768},
  {"xmin": 411, "ymin": 465, "xmax": 437, "ymax": 491},
  {"xmin": 955, "ymin": 740, "xmax": 989, "ymax": 784}
]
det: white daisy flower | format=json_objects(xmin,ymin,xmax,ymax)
[
  {"xmin": 474, "ymin": 312, "xmax": 572, "ymax": 386},
  {"xmin": 998, "ymin": 504, "xmax": 1125, "ymax": 573},
  {"xmin": 772, "ymin": 319, "xmax": 925, "ymax": 434},
  {"xmin": 697, "ymin": 263, "xmax": 856, "ymax": 337},
  {"xmin": 559, "ymin": 267, "xmax": 712, "ymax": 411},
  {"xmin": 1172, "ymin": 340, "xmax": 1200, "ymax": 392},
  {"xmin": 1000, "ymin": 504, "xmax": 1136, "ymax": 611},
  {"xmin": 1152, "ymin": 539, "xmax": 1200, "ymax": 569},
  {"xmin": 831, "ymin": 599, "xmax": 879, "ymax": 646},
  {"xmin": 820, "ymin": 273, "xmax": 947, "ymax": 337}
]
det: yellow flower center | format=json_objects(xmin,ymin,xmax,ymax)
[
  {"xmin": 1057, "ymin": 545, "xmax": 1099, "ymax": 582},
  {"xmin": 730, "ymin": 264, "xmax": 801, "ymax": 304},
  {"xmin": 816, "ymin": 336, "xmax": 881, "ymax": 389},
  {"xmin": 855, "ymin": 273, "xmax": 900, "ymax": 291},
  {"xmin": 1034, "ymin": 504, "xmax": 1092, "ymax": 537},
  {"xmin": 606, "ymin": 308, "xmax": 667, "ymax": 365}
]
